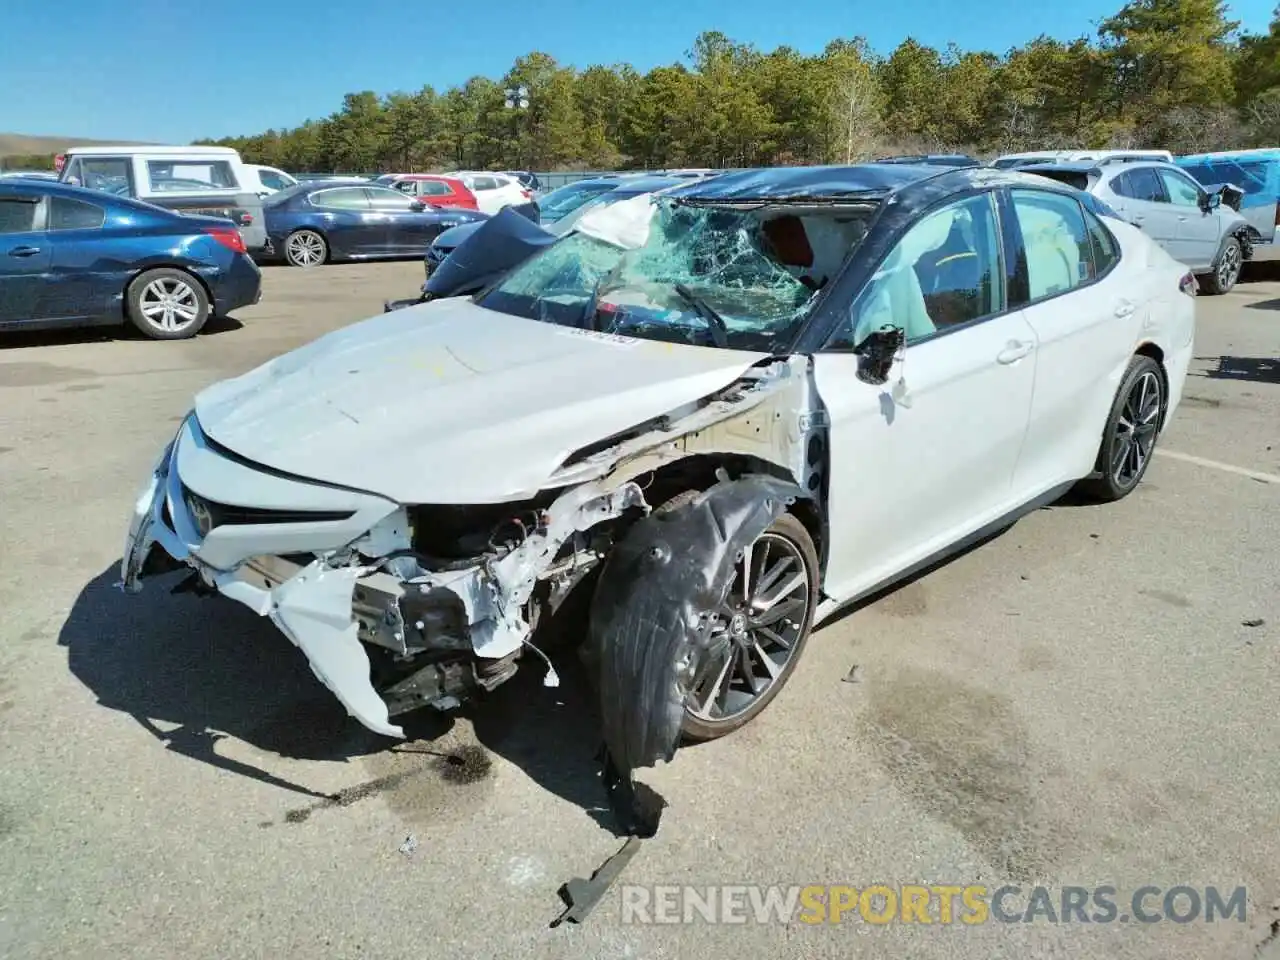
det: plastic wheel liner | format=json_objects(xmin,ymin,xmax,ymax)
[{"xmin": 584, "ymin": 474, "xmax": 807, "ymax": 837}]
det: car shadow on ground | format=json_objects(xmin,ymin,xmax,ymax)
[
  {"xmin": 0, "ymin": 315, "xmax": 244, "ymax": 350},
  {"xmin": 1191, "ymin": 355, "xmax": 1280, "ymax": 384},
  {"xmin": 58, "ymin": 564, "xmax": 613, "ymax": 827}
]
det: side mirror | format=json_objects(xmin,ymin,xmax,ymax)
[
  {"xmin": 1200, "ymin": 191, "xmax": 1221, "ymax": 212},
  {"xmin": 409, "ymin": 200, "xmax": 427, "ymax": 212},
  {"xmin": 852, "ymin": 324, "xmax": 905, "ymax": 386}
]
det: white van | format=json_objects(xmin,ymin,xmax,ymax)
[{"xmin": 57, "ymin": 145, "xmax": 268, "ymax": 252}]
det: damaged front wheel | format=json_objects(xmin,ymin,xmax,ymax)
[{"xmin": 680, "ymin": 513, "xmax": 818, "ymax": 742}]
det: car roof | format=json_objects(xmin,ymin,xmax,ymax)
[
  {"xmin": 62, "ymin": 145, "xmax": 240, "ymax": 157},
  {"xmin": 665, "ymin": 163, "xmax": 952, "ymax": 202},
  {"xmin": 608, "ymin": 175, "xmax": 685, "ymax": 193}
]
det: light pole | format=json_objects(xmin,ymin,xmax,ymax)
[{"xmin": 504, "ymin": 85, "xmax": 529, "ymax": 169}]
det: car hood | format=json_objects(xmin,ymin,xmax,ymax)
[{"xmin": 193, "ymin": 298, "xmax": 770, "ymax": 504}]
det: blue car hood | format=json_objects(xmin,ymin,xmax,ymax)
[{"xmin": 425, "ymin": 205, "xmax": 556, "ymax": 296}]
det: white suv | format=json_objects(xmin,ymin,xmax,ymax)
[
  {"xmin": 450, "ymin": 171, "xmax": 531, "ymax": 214},
  {"xmin": 1019, "ymin": 158, "xmax": 1252, "ymax": 294},
  {"xmin": 246, "ymin": 164, "xmax": 299, "ymax": 195}
]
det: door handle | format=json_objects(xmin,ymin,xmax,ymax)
[
  {"xmin": 996, "ymin": 340, "xmax": 1034, "ymax": 364},
  {"xmin": 1115, "ymin": 301, "xmax": 1136, "ymax": 318},
  {"xmin": 1177, "ymin": 215, "xmax": 1188, "ymax": 222},
  {"xmin": 8, "ymin": 245, "xmax": 40, "ymax": 257}
]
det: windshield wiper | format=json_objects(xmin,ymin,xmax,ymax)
[
  {"xmin": 581, "ymin": 278, "xmax": 604, "ymax": 331},
  {"xmin": 673, "ymin": 283, "xmax": 729, "ymax": 348}
]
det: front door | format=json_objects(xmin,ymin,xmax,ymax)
[
  {"xmin": 813, "ymin": 190, "xmax": 1038, "ymax": 602},
  {"xmin": 0, "ymin": 194, "xmax": 50, "ymax": 327},
  {"xmin": 1156, "ymin": 166, "xmax": 1223, "ymax": 271}
]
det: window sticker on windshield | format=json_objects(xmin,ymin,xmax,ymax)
[{"xmin": 554, "ymin": 326, "xmax": 639, "ymax": 346}]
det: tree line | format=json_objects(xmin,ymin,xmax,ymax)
[{"xmin": 55, "ymin": 1, "xmax": 1280, "ymax": 173}]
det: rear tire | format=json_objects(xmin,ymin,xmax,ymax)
[
  {"xmin": 284, "ymin": 229, "xmax": 328, "ymax": 267},
  {"xmin": 1200, "ymin": 236, "xmax": 1242, "ymax": 295},
  {"xmin": 1075, "ymin": 354, "xmax": 1164, "ymax": 502},
  {"xmin": 126, "ymin": 268, "xmax": 209, "ymax": 340}
]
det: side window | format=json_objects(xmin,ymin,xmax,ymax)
[
  {"xmin": 1109, "ymin": 172, "xmax": 1133, "ymax": 199},
  {"xmin": 1082, "ymin": 206, "xmax": 1120, "ymax": 276},
  {"xmin": 421, "ymin": 180, "xmax": 452, "ymax": 196},
  {"xmin": 0, "ymin": 197, "xmax": 41, "ymax": 234},
  {"xmin": 78, "ymin": 158, "xmax": 132, "ymax": 196},
  {"xmin": 146, "ymin": 160, "xmax": 237, "ymax": 193},
  {"xmin": 1126, "ymin": 167, "xmax": 1165, "ymax": 203},
  {"xmin": 828, "ymin": 192, "xmax": 1004, "ymax": 348},
  {"xmin": 310, "ymin": 188, "xmax": 369, "ymax": 210},
  {"xmin": 49, "ymin": 196, "xmax": 106, "ymax": 230},
  {"xmin": 364, "ymin": 187, "xmax": 416, "ymax": 210},
  {"xmin": 392, "ymin": 180, "xmax": 416, "ymax": 193},
  {"xmin": 1011, "ymin": 189, "xmax": 1094, "ymax": 299},
  {"xmin": 259, "ymin": 171, "xmax": 291, "ymax": 191},
  {"xmin": 1157, "ymin": 169, "xmax": 1202, "ymax": 207},
  {"xmin": 472, "ymin": 176, "xmax": 497, "ymax": 191}
]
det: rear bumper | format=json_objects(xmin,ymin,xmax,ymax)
[{"xmin": 212, "ymin": 254, "xmax": 263, "ymax": 315}]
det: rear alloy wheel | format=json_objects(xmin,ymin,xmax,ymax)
[
  {"xmin": 126, "ymin": 268, "xmax": 209, "ymax": 340},
  {"xmin": 1201, "ymin": 236, "xmax": 1242, "ymax": 294},
  {"xmin": 284, "ymin": 229, "xmax": 328, "ymax": 267},
  {"xmin": 679, "ymin": 513, "xmax": 819, "ymax": 742},
  {"xmin": 1077, "ymin": 354, "xmax": 1164, "ymax": 502}
]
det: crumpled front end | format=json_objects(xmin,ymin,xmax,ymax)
[{"xmin": 121, "ymin": 413, "xmax": 649, "ymax": 738}]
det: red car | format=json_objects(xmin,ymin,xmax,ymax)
[{"xmin": 384, "ymin": 174, "xmax": 479, "ymax": 211}]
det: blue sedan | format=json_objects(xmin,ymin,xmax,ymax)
[
  {"xmin": 262, "ymin": 181, "xmax": 490, "ymax": 267},
  {"xmin": 0, "ymin": 179, "xmax": 262, "ymax": 339}
]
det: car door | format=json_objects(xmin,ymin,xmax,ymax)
[
  {"xmin": 811, "ymin": 190, "xmax": 1039, "ymax": 601},
  {"xmin": 308, "ymin": 187, "xmax": 378, "ymax": 257},
  {"xmin": 1106, "ymin": 167, "xmax": 1182, "ymax": 258},
  {"xmin": 363, "ymin": 186, "xmax": 434, "ymax": 253},
  {"xmin": 0, "ymin": 192, "xmax": 51, "ymax": 326},
  {"xmin": 40, "ymin": 193, "xmax": 112, "ymax": 322},
  {"xmin": 1003, "ymin": 187, "xmax": 1142, "ymax": 495},
  {"xmin": 1155, "ymin": 167, "xmax": 1221, "ymax": 271}
]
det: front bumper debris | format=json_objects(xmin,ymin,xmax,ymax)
[{"xmin": 122, "ymin": 413, "xmax": 650, "ymax": 740}]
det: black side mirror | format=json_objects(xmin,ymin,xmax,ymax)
[
  {"xmin": 853, "ymin": 324, "xmax": 905, "ymax": 386},
  {"xmin": 409, "ymin": 200, "xmax": 427, "ymax": 212}
]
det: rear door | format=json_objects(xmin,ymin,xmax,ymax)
[
  {"xmin": 1106, "ymin": 167, "xmax": 1181, "ymax": 258},
  {"xmin": 363, "ymin": 187, "xmax": 437, "ymax": 253},
  {"xmin": 1005, "ymin": 187, "xmax": 1140, "ymax": 494},
  {"xmin": 0, "ymin": 192, "xmax": 49, "ymax": 325}
]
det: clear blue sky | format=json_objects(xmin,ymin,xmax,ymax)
[{"xmin": 2, "ymin": 0, "xmax": 1273, "ymax": 144}]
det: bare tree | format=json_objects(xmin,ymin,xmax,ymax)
[
  {"xmin": 998, "ymin": 96, "xmax": 1044, "ymax": 154},
  {"xmin": 1164, "ymin": 106, "xmax": 1243, "ymax": 154},
  {"xmin": 828, "ymin": 63, "xmax": 882, "ymax": 162}
]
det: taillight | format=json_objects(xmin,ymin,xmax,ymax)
[
  {"xmin": 206, "ymin": 226, "xmax": 246, "ymax": 254},
  {"xmin": 521, "ymin": 188, "xmax": 532, "ymax": 199},
  {"xmin": 1179, "ymin": 271, "xmax": 1198, "ymax": 297}
]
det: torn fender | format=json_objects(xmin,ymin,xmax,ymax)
[{"xmin": 585, "ymin": 474, "xmax": 804, "ymax": 834}]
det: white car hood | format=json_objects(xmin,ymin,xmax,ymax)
[{"xmin": 194, "ymin": 298, "xmax": 769, "ymax": 504}]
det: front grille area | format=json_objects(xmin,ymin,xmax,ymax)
[{"xmin": 183, "ymin": 485, "xmax": 353, "ymax": 534}]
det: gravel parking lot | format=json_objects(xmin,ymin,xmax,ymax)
[{"xmin": 1, "ymin": 260, "xmax": 1277, "ymax": 960}]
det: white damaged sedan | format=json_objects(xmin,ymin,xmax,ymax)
[{"xmin": 123, "ymin": 165, "xmax": 1194, "ymax": 826}]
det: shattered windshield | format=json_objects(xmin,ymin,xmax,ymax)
[{"xmin": 477, "ymin": 195, "xmax": 876, "ymax": 351}]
